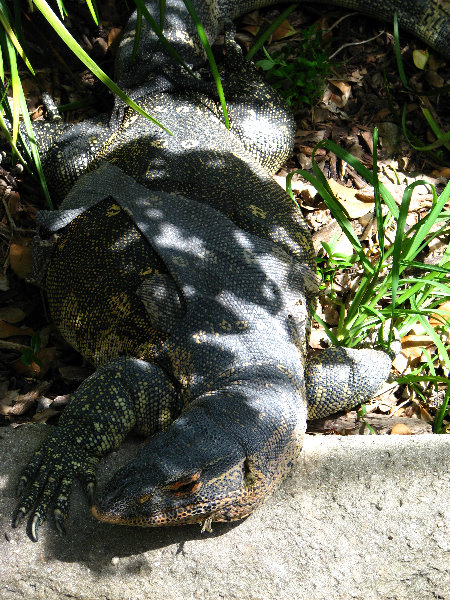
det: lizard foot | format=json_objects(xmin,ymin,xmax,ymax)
[{"xmin": 13, "ymin": 429, "xmax": 99, "ymax": 541}]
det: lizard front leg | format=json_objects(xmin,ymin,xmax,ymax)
[{"xmin": 13, "ymin": 357, "xmax": 180, "ymax": 541}]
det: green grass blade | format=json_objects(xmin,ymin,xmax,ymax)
[
  {"xmin": 415, "ymin": 309, "xmax": 450, "ymax": 372},
  {"xmin": 361, "ymin": 305, "xmax": 385, "ymax": 323},
  {"xmin": 0, "ymin": 1, "xmax": 54, "ymax": 206},
  {"xmin": 291, "ymin": 164, "xmax": 373, "ymax": 274},
  {"xmin": 313, "ymin": 139, "xmax": 399, "ymax": 218},
  {"xmin": 131, "ymin": 6, "xmax": 143, "ymax": 62},
  {"xmin": 54, "ymin": 0, "xmax": 67, "ymax": 19},
  {"xmin": 403, "ymin": 181, "xmax": 449, "ymax": 261},
  {"xmin": 3, "ymin": 31, "xmax": 20, "ymax": 144},
  {"xmin": 1, "ymin": 55, "xmax": 54, "ymax": 207},
  {"xmin": 17, "ymin": 80, "xmax": 54, "ymax": 208},
  {"xmin": 159, "ymin": 0, "xmax": 166, "ymax": 30},
  {"xmin": 85, "ymin": 0, "xmax": 99, "ymax": 26},
  {"xmin": 390, "ymin": 181, "xmax": 417, "ymax": 326},
  {"xmin": 372, "ymin": 128, "xmax": 384, "ymax": 260},
  {"xmin": 401, "ymin": 105, "xmax": 450, "ymax": 151},
  {"xmin": 382, "ymin": 307, "xmax": 449, "ymax": 319},
  {"xmin": 433, "ymin": 385, "xmax": 449, "ymax": 434},
  {"xmin": 393, "ymin": 13, "xmax": 409, "ymax": 89},
  {"xmin": 307, "ymin": 305, "xmax": 340, "ymax": 346},
  {"xmin": 0, "ymin": 112, "xmax": 29, "ymax": 165},
  {"xmin": 395, "ymin": 278, "xmax": 450, "ymax": 295},
  {"xmin": 32, "ymin": 0, "xmax": 173, "ymax": 135},
  {"xmin": 400, "ymin": 261, "xmax": 450, "ymax": 275},
  {"xmin": 10, "ymin": 76, "xmax": 19, "ymax": 144},
  {"xmin": 312, "ymin": 152, "xmax": 375, "ymax": 274},
  {"xmin": 0, "ymin": 37, "xmax": 3, "ymax": 81},
  {"xmin": 421, "ymin": 108, "xmax": 450, "ymax": 151},
  {"xmin": 0, "ymin": 76, "xmax": 36, "ymax": 168},
  {"xmin": 0, "ymin": 4, "xmax": 35, "ymax": 76},
  {"xmin": 400, "ymin": 217, "xmax": 449, "ymax": 258},
  {"xmin": 246, "ymin": 3, "xmax": 297, "ymax": 61},
  {"xmin": 396, "ymin": 375, "xmax": 450, "ymax": 385},
  {"xmin": 181, "ymin": 0, "xmax": 229, "ymax": 128},
  {"xmin": 394, "ymin": 272, "xmax": 449, "ymax": 310},
  {"xmin": 132, "ymin": 0, "xmax": 194, "ymax": 75}
]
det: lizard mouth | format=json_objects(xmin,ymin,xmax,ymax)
[
  {"xmin": 91, "ymin": 486, "xmax": 256, "ymax": 527},
  {"xmin": 92, "ymin": 500, "xmax": 219, "ymax": 527},
  {"xmin": 91, "ymin": 459, "xmax": 266, "ymax": 527}
]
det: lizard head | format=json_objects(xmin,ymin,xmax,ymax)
[{"xmin": 91, "ymin": 406, "xmax": 269, "ymax": 527}]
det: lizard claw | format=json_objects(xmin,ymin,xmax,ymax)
[
  {"xmin": 16, "ymin": 475, "xmax": 28, "ymax": 497},
  {"xmin": 86, "ymin": 481, "xmax": 96, "ymax": 506},
  {"xmin": 54, "ymin": 510, "xmax": 66, "ymax": 536},
  {"xmin": 30, "ymin": 514, "xmax": 41, "ymax": 543},
  {"xmin": 12, "ymin": 506, "xmax": 27, "ymax": 529}
]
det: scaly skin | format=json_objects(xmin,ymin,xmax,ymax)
[{"xmin": 12, "ymin": 0, "xmax": 446, "ymax": 540}]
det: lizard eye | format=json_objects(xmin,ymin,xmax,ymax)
[
  {"xmin": 136, "ymin": 493, "xmax": 153, "ymax": 505},
  {"xmin": 165, "ymin": 471, "xmax": 202, "ymax": 496}
]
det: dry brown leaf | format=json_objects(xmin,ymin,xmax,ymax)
[
  {"xmin": 390, "ymin": 423, "xmax": 412, "ymax": 435},
  {"xmin": 431, "ymin": 167, "xmax": 450, "ymax": 179},
  {"xmin": 426, "ymin": 71, "xmax": 444, "ymax": 87},
  {"xmin": 4, "ymin": 191, "xmax": 21, "ymax": 217},
  {"xmin": 2, "ymin": 394, "xmax": 34, "ymax": 416},
  {"xmin": 107, "ymin": 27, "xmax": 122, "ymax": 55},
  {"xmin": 429, "ymin": 301, "xmax": 450, "ymax": 328},
  {"xmin": 0, "ymin": 306, "xmax": 26, "ymax": 323},
  {"xmin": 51, "ymin": 394, "xmax": 71, "ymax": 407},
  {"xmin": 328, "ymin": 179, "xmax": 375, "ymax": 218},
  {"xmin": 32, "ymin": 407, "xmax": 61, "ymax": 423},
  {"xmin": 241, "ymin": 24, "xmax": 259, "ymax": 35},
  {"xmin": 272, "ymin": 19, "xmax": 296, "ymax": 41},
  {"xmin": 419, "ymin": 406, "xmax": 434, "ymax": 423},
  {"xmin": 273, "ymin": 174, "xmax": 319, "ymax": 200},
  {"xmin": 400, "ymin": 335, "xmax": 435, "ymax": 359},
  {"xmin": 309, "ymin": 327, "xmax": 330, "ymax": 349},
  {"xmin": 9, "ymin": 241, "xmax": 33, "ymax": 279},
  {"xmin": 11, "ymin": 347, "xmax": 56, "ymax": 378},
  {"xmin": 20, "ymin": 78, "xmax": 42, "ymax": 113},
  {"xmin": 0, "ymin": 381, "xmax": 51, "ymax": 416},
  {"xmin": 412, "ymin": 49, "xmax": 429, "ymax": 70},
  {"xmin": 329, "ymin": 80, "xmax": 351, "ymax": 95},
  {"xmin": 392, "ymin": 352, "xmax": 409, "ymax": 373},
  {"xmin": 393, "ymin": 334, "xmax": 435, "ymax": 372},
  {"xmin": 0, "ymin": 389, "xmax": 19, "ymax": 415},
  {"xmin": 0, "ymin": 320, "xmax": 34, "ymax": 339},
  {"xmin": 327, "ymin": 80, "xmax": 351, "ymax": 108}
]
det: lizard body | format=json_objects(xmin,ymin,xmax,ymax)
[{"xmin": 12, "ymin": 0, "xmax": 446, "ymax": 540}]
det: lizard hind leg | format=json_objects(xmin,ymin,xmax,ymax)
[{"xmin": 305, "ymin": 347, "xmax": 393, "ymax": 419}]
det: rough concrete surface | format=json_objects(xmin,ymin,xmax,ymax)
[{"xmin": 1, "ymin": 424, "xmax": 449, "ymax": 600}]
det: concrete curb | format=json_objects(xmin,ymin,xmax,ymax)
[{"xmin": 1, "ymin": 425, "xmax": 449, "ymax": 600}]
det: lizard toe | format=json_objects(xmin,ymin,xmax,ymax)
[{"xmin": 30, "ymin": 513, "xmax": 41, "ymax": 542}]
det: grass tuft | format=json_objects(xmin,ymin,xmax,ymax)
[
  {"xmin": 287, "ymin": 131, "xmax": 450, "ymax": 430},
  {"xmin": 254, "ymin": 22, "xmax": 332, "ymax": 108}
]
